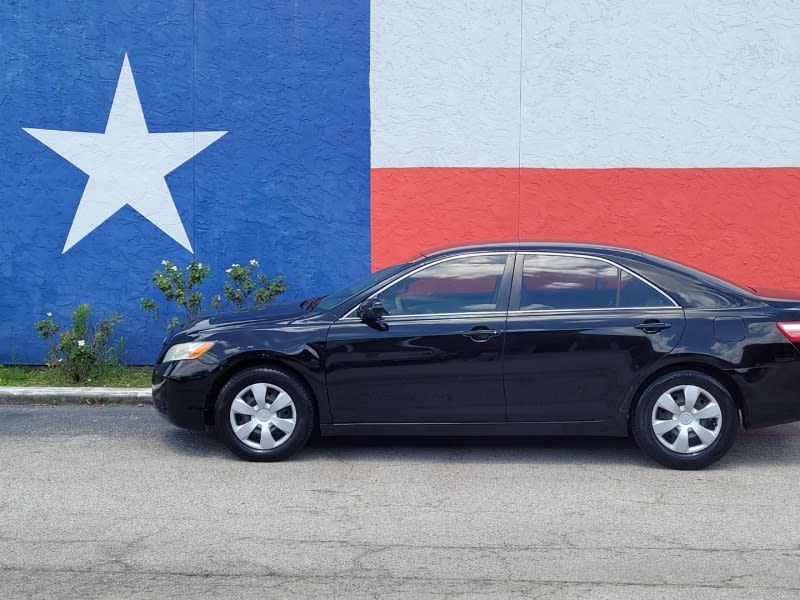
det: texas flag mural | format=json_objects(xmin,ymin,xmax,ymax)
[{"xmin": 2, "ymin": 1, "xmax": 800, "ymax": 363}]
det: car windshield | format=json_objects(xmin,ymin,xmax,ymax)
[{"xmin": 310, "ymin": 263, "xmax": 410, "ymax": 312}]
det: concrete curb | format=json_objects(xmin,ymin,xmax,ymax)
[{"xmin": 0, "ymin": 387, "xmax": 152, "ymax": 406}]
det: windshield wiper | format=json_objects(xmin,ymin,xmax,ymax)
[{"xmin": 300, "ymin": 296, "xmax": 326, "ymax": 310}]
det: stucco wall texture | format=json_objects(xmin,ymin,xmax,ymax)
[{"xmin": 370, "ymin": 1, "xmax": 800, "ymax": 290}]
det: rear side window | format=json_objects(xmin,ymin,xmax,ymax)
[
  {"xmin": 619, "ymin": 270, "xmax": 672, "ymax": 307},
  {"xmin": 520, "ymin": 254, "xmax": 672, "ymax": 310}
]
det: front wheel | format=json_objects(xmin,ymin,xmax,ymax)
[
  {"xmin": 215, "ymin": 367, "xmax": 314, "ymax": 462},
  {"xmin": 632, "ymin": 371, "xmax": 738, "ymax": 470}
]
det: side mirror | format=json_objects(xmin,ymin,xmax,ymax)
[{"xmin": 357, "ymin": 298, "xmax": 388, "ymax": 322}]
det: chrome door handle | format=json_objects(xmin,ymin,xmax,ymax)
[
  {"xmin": 634, "ymin": 321, "xmax": 672, "ymax": 334},
  {"xmin": 462, "ymin": 328, "xmax": 501, "ymax": 342}
]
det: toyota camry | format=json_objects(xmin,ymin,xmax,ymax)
[{"xmin": 152, "ymin": 243, "xmax": 800, "ymax": 469}]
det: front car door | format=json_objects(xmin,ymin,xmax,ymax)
[
  {"xmin": 503, "ymin": 252, "xmax": 685, "ymax": 423},
  {"xmin": 325, "ymin": 252, "xmax": 514, "ymax": 423}
]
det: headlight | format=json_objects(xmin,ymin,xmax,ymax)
[{"xmin": 163, "ymin": 341, "xmax": 215, "ymax": 362}]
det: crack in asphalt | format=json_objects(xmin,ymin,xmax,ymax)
[
  {"xmin": 1, "ymin": 565, "xmax": 799, "ymax": 591},
  {"xmin": 2, "ymin": 536, "xmax": 800, "ymax": 555}
]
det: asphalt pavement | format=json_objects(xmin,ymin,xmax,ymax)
[{"xmin": 0, "ymin": 403, "xmax": 799, "ymax": 599}]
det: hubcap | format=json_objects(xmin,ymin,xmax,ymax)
[
  {"xmin": 229, "ymin": 382, "xmax": 296, "ymax": 450},
  {"xmin": 650, "ymin": 384, "xmax": 722, "ymax": 454}
]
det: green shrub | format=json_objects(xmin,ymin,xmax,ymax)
[
  {"xmin": 213, "ymin": 259, "xmax": 288, "ymax": 312},
  {"xmin": 141, "ymin": 258, "xmax": 287, "ymax": 330},
  {"xmin": 34, "ymin": 304, "xmax": 124, "ymax": 382},
  {"xmin": 140, "ymin": 259, "xmax": 211, "ymax": 330}
]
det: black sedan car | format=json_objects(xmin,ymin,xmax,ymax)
[{"xmin": 152, "ymin": 243, "xmax": 800, "ymax": 469}]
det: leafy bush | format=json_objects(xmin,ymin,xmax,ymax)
[
  {"xmin": 140, "ymin": 260, "xmax": 211, "ymax": 330},
  {"xmin": 34, "ymin": 304, "xmax": 124, "ymax": 382},
  {"xmin": 141, "ymin": 258, "xmax": 287, "ymax": 330},
  {"xmin": 213, "ymin": 259, "xmax": 287, "ymax": 312}
]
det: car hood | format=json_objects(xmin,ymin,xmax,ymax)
[{"xmin": 184, "ymin": 302, "xmax": 310, "ymax": 332}]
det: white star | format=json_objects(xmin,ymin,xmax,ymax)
[{"xmin": 23, "ymin": 54, "xmax": 226, "ymax": 253}]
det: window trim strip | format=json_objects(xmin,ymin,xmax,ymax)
[{"xmin": 340, "ymin": 250, "xmax": 680, "ymax": 321}]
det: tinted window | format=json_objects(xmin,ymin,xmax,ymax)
[
  {"xmin": 520, "ymin": 254, "xmax": 671, "ymax": 310},
  {"xmin": 378, "ymin": 254, "xmax": 507, "ymax": 315},
  {"xmin": 619, "ymin": 271, "xmax": 672, "ymax": 307},
  {"xmin": 521, "ymin": 255, "xmax": 619, "ymax": 309}
]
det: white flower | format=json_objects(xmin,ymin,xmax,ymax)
[
  {"xmin": 197, "ymin": 263, "xmax": 203, "ymax": 269},
  {"xmin": 170, "ymin": 265, "xmax": 178, "ymax": 272},
  {"xmin": 77, "ymin": 340, "xmax": 85, "ymax": 347},
  {"xmin": 231, "ymin": 263, "xmax": 240, "ymax": 268},
  {"xmin": 249, "ymin": 259, "xmax": 259, "ymax": 267},
  {"xmin": 46, "ymin": 312, "xmax": 52, "ymax": 317},
  {"xmin": 161, "ymin": 259, "xmax": 168, "ymax": 266},
  {"xmin": 225, "ymin": 268, "xmax": 232, "ymax": 274}
]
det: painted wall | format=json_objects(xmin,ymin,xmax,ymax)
[
  {"xmin": 371, "ymin": 1, "xmax": 800, "ymax": 289},
  {"xmin": 1, "ymin": 1, "xmax": 370, "ymax": 363},
  {"xmin": 4, "ymin": 1, "xmax": 800, "ymax": 364}
]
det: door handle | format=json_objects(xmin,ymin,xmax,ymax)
[
  {"xmin": 461, "ymin": 327, "xmax": 501, "ymax": 342},
  {"xmin": 634, "ymin": 321, "xmax": 672, "ymax": 334}
]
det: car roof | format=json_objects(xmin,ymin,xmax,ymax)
[{"xmin": 420, "ymin": 241, "xmax": 646, "ymax": 261}]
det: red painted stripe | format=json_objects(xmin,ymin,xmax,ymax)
[{"xmin": 371, "ymin": 167, "xmax": 800, "ymax": 290}]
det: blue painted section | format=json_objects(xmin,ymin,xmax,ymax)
[{"xmin": 0, "ymin": 1, "xmax": 370, "ymax": 363}]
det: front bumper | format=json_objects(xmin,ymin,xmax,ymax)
[{"xmin": 152, "ymin": 361, "xmax": 218, "ymax": 430}]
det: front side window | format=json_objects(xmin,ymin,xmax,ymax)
[
  {"xmin": 377, "ymin": 254, "xmax": 508, "ymax": 316},
  {"xmin": 520, "ymin": 254, "xmax": 671, "ymax": 310}
]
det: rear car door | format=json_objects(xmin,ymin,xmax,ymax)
[{"xmin": 503, "ymin": 252, "xmax": 685, "ymax": 422}]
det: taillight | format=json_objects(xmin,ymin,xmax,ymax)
[{"xmin": 777, "ymin": 322, "xmax": 800, "ymax": 342}]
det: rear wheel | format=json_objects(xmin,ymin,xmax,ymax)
[
  {"xmin": 632, "ymin": 371, "xmax": 738, "ymax": 470},
  {"xmin": 215, "ymin": 367, "xmax": 314, "ymax": 461}
]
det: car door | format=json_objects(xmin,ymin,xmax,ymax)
[
  {"xmin": 325, "ymin": 252, "xmax": 514, "ymax": 423},
  {"xmin": 503, "ymin": 252, "xmax": 685, "ymax": 422}
]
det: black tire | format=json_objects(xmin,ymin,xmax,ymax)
[
  {"xmin": 215, "ymin": 367, "xmax": 314, "ymax": 462},
  {"xmin": 632, "ymin": 371, "xmax": 738, "ymax": 470}
]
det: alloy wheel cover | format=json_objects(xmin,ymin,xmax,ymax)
[
  {"xmin": 650, "ymin": 384, "xmax": 723, "ymax": 454},
  {"xmin": 228, "ymin": 382, "xmax": 297, "ymax": 450}
]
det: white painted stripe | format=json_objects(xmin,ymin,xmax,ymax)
[
  {"xmin": 371, "ymin": 1, "xmax": 800, "ymax": 168},
  {"xmin": 370, "ymin": 0, "xmax": 522, "ymax": 168}
]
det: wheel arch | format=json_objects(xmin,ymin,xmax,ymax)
[
  {"xmin": 204, "ymin": 354, "xmax": 321, "ymax": 429},
  {"xmin": 626, "ymin": 361, "xmax": 747, "ymax": 430}
]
